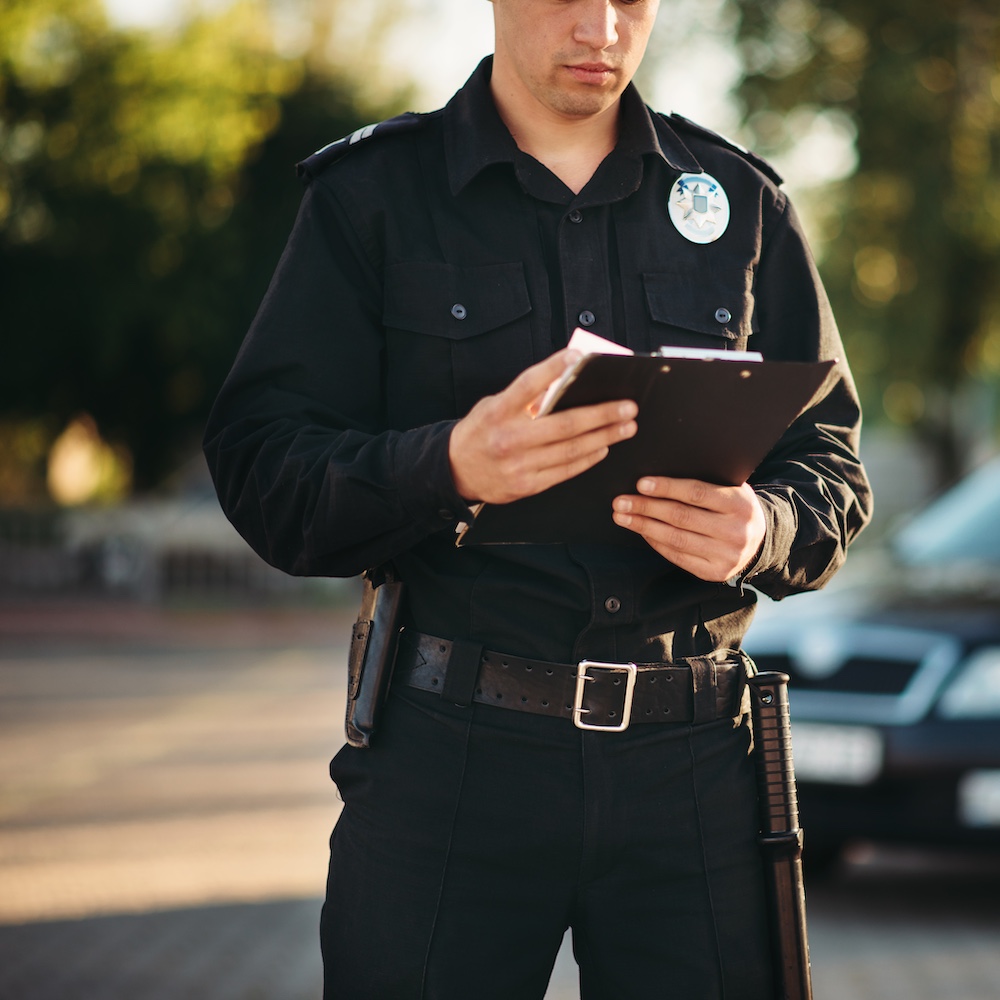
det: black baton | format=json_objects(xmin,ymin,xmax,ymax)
[{"xmin": 748, "ymin": 671, "xmax": 814, "ymax": 1000}]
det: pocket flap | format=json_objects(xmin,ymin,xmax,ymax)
[
  {"xmin": 385, "ymin": 261, "xmax": 532, "ymax": 340},
  {"xmin": 643, "ymin": 267, "xmax": 754, "ymax": 341}
]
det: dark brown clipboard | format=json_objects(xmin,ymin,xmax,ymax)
[{"xmin": 456, "ymin": 353, "xmax": 836, "ymax": 546}]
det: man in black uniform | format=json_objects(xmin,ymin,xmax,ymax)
[{"xmin": 204, "ymin": 1, "xmax": 872, "ymax": 997}]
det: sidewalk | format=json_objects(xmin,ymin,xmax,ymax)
[{"xmin": 0, "ymin": 593, "xmax": 358, "ymax": 650}]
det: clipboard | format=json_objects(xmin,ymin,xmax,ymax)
[{"xmin": 456, "ymin": 352, "xmax": 836, "ymax": 546}]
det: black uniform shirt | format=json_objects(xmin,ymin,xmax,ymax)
[{"xmin": 204, "ymin": 58, "xmax": 873, "ymax": 665}]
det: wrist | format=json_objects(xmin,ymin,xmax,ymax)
[{"xmin": 726, "ymin": 536, "xmax": 766, "ymax": 590}]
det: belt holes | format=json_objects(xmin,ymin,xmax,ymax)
[
  {"xmin": 431, "ymin": 678, "xmax": 439, "ymax": 686},
  {"xmin": 650, "ymin": 676, "xmax": 657, "ymax": 684},
  {"xmin": 476, "ymin": 687, "xmax": 483, "ymax": 695},
  {"xmin": 521, "ymin": 696, "xmax": 528, "ymax": 703},
  {"xmin": 666, "ymin": 674, "xmax": 673, "ymax": 681},
  {"xmin": 613, "ymin": 677, "xmax": 621, "ymax": 686},
  {"xmin": 502, "ymin": 660, "xmax": 509, "ymax": 669},
  {"xmin": 663, "ymin": 707, "xmax": 671, "ymax": 714},
  {"xmin": 609, "ymin": 710, "xmax": 617, "ymax": 718},
  {"xmin": 541, "ymin": 699, "xmax": 549, "ymax": 707},
  {"xmin": 564, "ymin": 703, "xmax": 571, "ymax": 710},
  {"xmin": 546, "ymin": 668, "xmax": 554, "ymax": 676},
  {"xmin": 439, "ymin": 644, "xmax": 447, "ymax": 653},
  {"xmin": 645, "ymin": 708, "xmax": 653, "ymax": 715},
  {"xmin": 496, "ymin": 692, "xmax": 503, "ymax": 700},
  {"xmin": 526, "ymin": 664, "xmax": 533, "ymax": 671}
]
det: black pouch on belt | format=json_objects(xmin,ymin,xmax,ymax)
[{"xmin": 345, "ymin": 565, "xmax": 405, "ymax": 748}]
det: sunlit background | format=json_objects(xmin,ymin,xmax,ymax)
[
  {"xmin": 2, "ymin": 1, "xmax": 1000, "ymax": 998},
  {"xmin": 3, "ymin": 0, "xmax": 998, "ymax": 522}
]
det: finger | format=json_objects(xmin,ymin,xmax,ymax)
[
  {"xmin": 611, "ymin": 507, "xmax": 706, "ymax": 553},
  {"xmin": 530, "ymin": 416, "xmax": 638, "ymax": 474},
  {"xmin": 635, "ymin": 476, "xmax": 736, "ymax": 513},
  {"xmin": 654, "ymin": 548, "xmax": 720, "ymax": 581},
  {"xmin": 612, "ymin": 494, "xmax": 717, "ymax": 539},
  {"xmin": 465, "ymin": 412, "xmax": 634, "ymax": 502},
  {"xmin": 542, "ymin": 397, "xmax": 638, "ymax": 437},
  {"xmin": 488, "ymin": 397, "xmax": 636, "ymax": 463},
  {"xmin": 610, "ymin": 509, "xmax": 724, "ymax": 580},
  {"xmin": 475, "ymin": 399, "xmax": 635, "ymax": 472},
  {"xmin": 500, "ymin": 349, "xmax": 583, "ymax": 415}
]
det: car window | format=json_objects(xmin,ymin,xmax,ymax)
[{"xmin": 892, "ymin": 458, "xmax": 1000, "ymax": 565}]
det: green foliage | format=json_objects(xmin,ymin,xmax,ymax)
[
  {"xmin": 0, "ymin": 0, "xmax": 399, "ymax": 492},
  {"xmin": 730, "ymin": 0, "xmax": 1000, "ymax": 480}
]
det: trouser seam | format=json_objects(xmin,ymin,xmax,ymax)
[
  {"xmin": 418, "ymin": 708, "xmax": 475, "ymax": 999},
  {"xmin": 688, "ymin": 725, "xmax": 727, "ymax": 999}
]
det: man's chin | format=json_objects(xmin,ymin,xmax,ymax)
[{"xmin": 546, "ymin": 87, "xmax": 621, "ymax": 120}]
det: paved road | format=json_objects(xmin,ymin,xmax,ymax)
[{"xmin": 2, "ymin": 600, "xmax": 999, "ymax": 1000}]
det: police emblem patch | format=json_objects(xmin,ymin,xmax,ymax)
[{"xmin": 668, "ymin": 172, "xmax": 730, "ymax": 244}]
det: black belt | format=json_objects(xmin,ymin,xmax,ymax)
[{"xmin": 395, "ymin": 630, "xmax": 746, "ymax": 731}]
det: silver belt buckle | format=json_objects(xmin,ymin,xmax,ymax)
[{"xmin": 573, "ymin": 660, "xmax": 638, "ymax": 732}]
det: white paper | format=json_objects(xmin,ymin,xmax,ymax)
[
  {"xmin": 655, "ymin": 345, "xmax": 763, "ymax": 362},
  {"xmin": 536, "ymin": 329, "xmax": 633, "ymax": 416}
]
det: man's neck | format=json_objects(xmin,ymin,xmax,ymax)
[{"xmin": 490, "ymin": 83, "xmax": 620, "ymax": 196}]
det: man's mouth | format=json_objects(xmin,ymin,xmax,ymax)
[{"xmin": 566, "ymin": 63, "xmax": 616, "ymax": 84}]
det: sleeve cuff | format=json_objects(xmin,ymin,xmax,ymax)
[
  {"xmin": 738, "ymin": 487, "xmax": 796, "ymax": 590},
  {"xmin": 392, "ymin": 420, "xmax": 476, "ymax": 530}
]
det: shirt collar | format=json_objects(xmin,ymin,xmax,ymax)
[{"xmin": 444, "ymin": 56, "xmax": 701, "ymax": 197}]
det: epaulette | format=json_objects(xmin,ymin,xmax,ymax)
[
  {"xmin": 665, "ymin": 113, "xmax": 783, "ymax": 186},
  {"xmin": 296, "ymin": 112, "xmax": 426, "ymax": 182}
]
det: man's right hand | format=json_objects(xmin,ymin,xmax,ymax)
[{"xmin": 448, "ymin": 349, "xmax": 638, "ymax": 505}]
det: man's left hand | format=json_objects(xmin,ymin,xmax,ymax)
[{"xmin": 612, "ymin": 478, "xmax": 766, "ymax": 583}]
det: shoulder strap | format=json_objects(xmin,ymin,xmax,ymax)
[
  {"xmin": 296, "ymin": 112, "xmax": 427, "ymax": 182},
  {"xmin": 665, "ymin": 113, "xmax": 783, "ymax": 186}
]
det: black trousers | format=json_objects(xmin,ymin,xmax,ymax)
[{"xmin": 321, "ymin": 686, "xmax": 774, "ymax": 1000}]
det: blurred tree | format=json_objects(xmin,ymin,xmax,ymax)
[
  {"xmin": 729, "ymin": 0, "xmax": 1000, "ymax": 484},
  {"xmin": 0, "ymin": 0, "xmax": 403, "ymax": 495}
]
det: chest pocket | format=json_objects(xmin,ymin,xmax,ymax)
[
  {"xmin": 643, "ymin": 266, "xmax": 755, "ymax": 353},
  {"xmin": 383, "ymin": 261, "xmax": 533, "ymax": 425}
]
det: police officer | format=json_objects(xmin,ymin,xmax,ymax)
[{"xmin": 204, "ymin": 1, "xmax": 872, "ymax": 997}]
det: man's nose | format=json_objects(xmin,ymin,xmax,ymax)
[{"xmin": 573, "ymin": 0, "xmax": 619, "ymax": 49}]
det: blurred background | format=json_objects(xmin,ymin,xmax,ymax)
[{"xmin": 1, "ymin": 0, "xmax": 999, "ymax": 998}]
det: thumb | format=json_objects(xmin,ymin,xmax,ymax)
[{"xmin": 503, "ymin": 348, "xmax": 582, "ymax": 414}]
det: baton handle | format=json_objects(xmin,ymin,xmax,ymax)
[{"xmin": 749, "ymin": 671, "xmax": 799, "ymax": 837}]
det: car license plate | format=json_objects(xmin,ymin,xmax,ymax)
[
  {"xmin": 790, "ymin": 722, "xmax": 883, "ymax": 785},
  {"xmin": 958, "ymin": 770, "xmax": 1000, "ymax": 827}
]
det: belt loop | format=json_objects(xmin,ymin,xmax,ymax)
[
  {"xmin": 442, "ymin": 638, "xmax": 484, "ymax": 707},
  {"xmin": 689, "ymin": 655, "xmax": 718, "ymax": 725}
]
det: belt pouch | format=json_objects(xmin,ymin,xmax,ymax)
[{"xmin": 345, "ymin": 567, "xmax": 405, "ymax": 748}]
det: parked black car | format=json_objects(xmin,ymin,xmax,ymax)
[{"xmin": 745, "ymin": 456, "xmax": 1000, "ymax": 867}]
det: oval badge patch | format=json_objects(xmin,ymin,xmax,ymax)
[{"xmin": 668, "ymin": 172, "xmax": 730, "ymax": 244}]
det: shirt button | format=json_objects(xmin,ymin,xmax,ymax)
[
  {"xmin": 438, "ymin": 509, "xmax": 456, "ymax": 521},
  {"xmin": 715, "ymin": 307, "xmax": 732, "ymax": 324},
  {"xmin": 451, "ymin": 304, "xmax": 468, "ymax": 320},
  {"xmin": 578, "ymin": 310, "xmax": 596, "ymax": 327},
  {"xmin": 568, "ymin": 209, "xmax": 583, "ymax": 224},
  {"xmin": 604, "ymin": 596, "xmax": 622, "ymax": 614}
]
